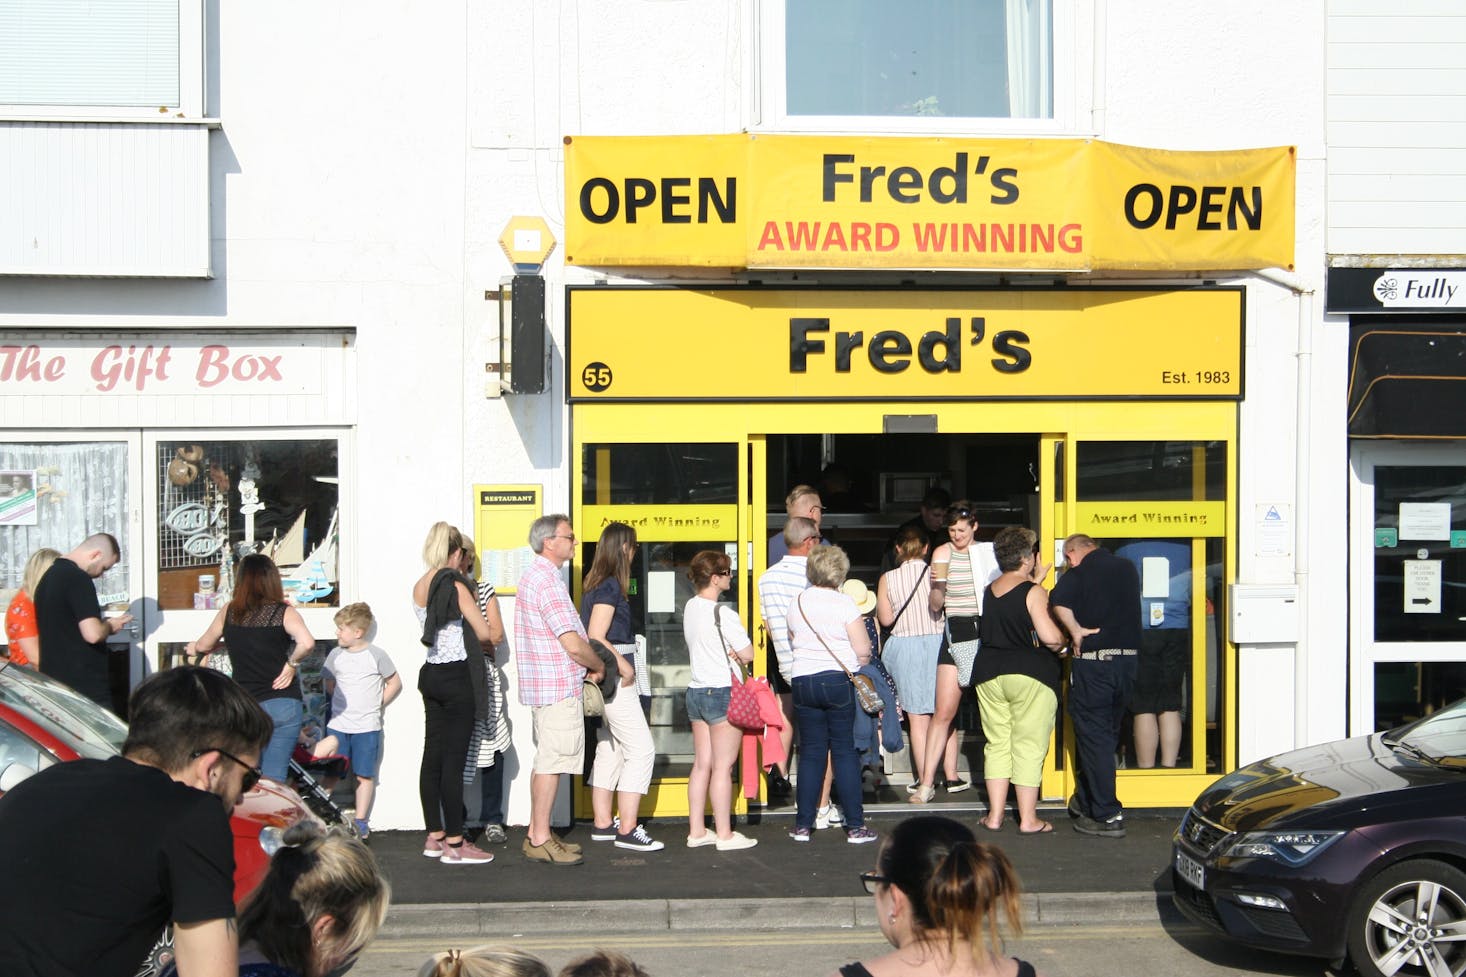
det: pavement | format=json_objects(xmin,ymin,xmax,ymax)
[{"xmin": 367, "ymin": 801, "xmax": 1185, "ymax": 939}]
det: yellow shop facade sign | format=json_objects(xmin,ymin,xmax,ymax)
[
  {"xmin": 565, "ymin": 286, "xmax": 1243, "ymax": 402},
  {"xmin": 564, "ymin": 135, "xmax": 1295, "ymax": 272}
]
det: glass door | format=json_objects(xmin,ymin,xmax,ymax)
[
  {"xmin": 1349, "ymin": 442, "xmax": 1466, "ymax": 733},
  {"xmin": 1057, "ymin": 438, "xmax": 1233, "ymax": 806},
  {"xmin": 0, "ymin": 432, "xmax": 144, "ymax": 714},
  {"xmin": 575, "ymin": 439, "xmax": 748, "ymax": 817}
]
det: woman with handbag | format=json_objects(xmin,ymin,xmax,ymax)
[
  {"xmin": 580, "ymin": 522, "xmax": 662, "ymax": 852},
  {"xmin": 909, "ymin": 501, "xmax": 1000, "ymax": 805},
  {"xmin": 682, "ymin": 550, "xmax": 759, "ymax": 851},
  {"xmin": 877, "ymin": 526, "xmax": 951, "ymax": 794},
  {"xmin": 974, "ymin": 526, "xmax": 1064, "ymax": 834},
  {"xmin": 787, "ymin": 544, "xmax": 876, "ymax": 844}
]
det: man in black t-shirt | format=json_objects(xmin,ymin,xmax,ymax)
[
  {"xmin": 34, "ymin": 532, "xmax": 132, "ymax": 711},
  {"xmin": 1051, "ymin": 534, "xmax": 1141, "ymax": 840},
  {"xmin": 0, "ymin": 666, "xmax": 273, "ymax": 977},
  {"xmin": 878, "ymin": 486, "xmax": 951, "ymax": 576}
]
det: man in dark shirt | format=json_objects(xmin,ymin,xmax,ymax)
[
  {"xmin": 34, "ymin": 532, "xmax": 132, "ymax": 711},
  {"xmin": 878, "ymin": 486, "xmax": 951, "ymax": 576},
  {"xmin": 1050, "ymin": 533, "xmax": 1141, "ymax": 839},
  {"xmin": 0, "ymin": 666, "xmax": 273, "ymax": 977}
]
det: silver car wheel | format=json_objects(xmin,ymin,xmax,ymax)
[{"xmin": 1351, "ymin": 861, "xmax": 1466, "ymax": 977}]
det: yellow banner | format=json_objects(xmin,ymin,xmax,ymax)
[
  {"xmin": 580, "ymin": 504, "xmax": 739, "ymax": 541},
  {"xmin": 1075, "ymin": 502, "xmax": 1227, "ymax": 538},
  {"xmin": 564, "ymin": 135, "xmax": 1294, "ymax": 272},
  {"xmin": 566, "ymin": 287, "xmax": 1242, "ymax": 401}
]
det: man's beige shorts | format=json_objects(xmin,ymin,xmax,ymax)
[{"xmin": 532, "ymin": 695, "xmax": 585, "ymax": 775}]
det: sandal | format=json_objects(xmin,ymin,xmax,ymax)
[
  {"xmin": 1018, "ymin": 821, "xmax": 1054, "ymax": 835},
  {"xmin": 978, "ymin": 819, "xmax": 1004, "ymax": 832}
]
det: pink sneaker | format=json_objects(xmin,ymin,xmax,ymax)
[
  {"xmin": 440, "ymin": 839, "xmax": 494, "ymax": 865},
  {"xmin": 423, "ymin": 834, "xmax": 444, "ymax": 858}
]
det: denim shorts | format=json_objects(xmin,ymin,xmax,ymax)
[
  {"xmin": 686, "ymin": 685, "xmax": 732, "ymax": 725},
  {"xmin": 326, "ymin": 727, "xmax": 382, "ymax": 779}
]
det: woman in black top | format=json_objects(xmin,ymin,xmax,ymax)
[
  {"xmin": 189, "ymin": 553, "xmax": 315, "ymax": 782},
  {"xmin": 840, "ymin": 815, "xmax": 1042, "ymax": 977},
  {"xmin": 973, "ymin": 527, "xmax": 1065, "ymax": 835}
]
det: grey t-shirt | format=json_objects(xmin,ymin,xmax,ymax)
[{"xmin": 322, "ymin": 643, "xmax": 398, "ymax": 733}]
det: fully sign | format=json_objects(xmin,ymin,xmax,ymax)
[
  {"xmin": 565, "ymin": 135, "xmax": 1295, "ymax": 272},
  {"xmin": 566, "ymin": 287, "xmax": 1243, "ymax": 402}
]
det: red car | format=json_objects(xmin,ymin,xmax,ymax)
[{"xmin": 0, "ymin": 659, "xmax": 317, "ymax": 904}]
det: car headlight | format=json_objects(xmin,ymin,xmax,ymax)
[
  {"xmin": 1219, "ymin": 830, "xmax": 1345, "ymax": 866},
  {"xmin": 257, "ymin": 825, "xmax": 286, "ymax": 858}
]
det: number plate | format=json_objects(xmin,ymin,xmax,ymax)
[{"xmin": 1175, "ymin": 849, "xmax": 1205, "ymax": 890}]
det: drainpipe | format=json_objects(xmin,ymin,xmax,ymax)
[{"xmin": 1255, "ymin": 267, "xmax": 1316, "ymax": 749}]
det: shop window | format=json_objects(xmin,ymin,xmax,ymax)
[
  {"xmin": 1371, "ymin": 465, "xmax": 1466, "ymax": 643},
  {"xmin": 1076, "ymin": 441, "xmax": 1226, "ymax": 502},
  {"xmin": 0, "ymin": 0, "xmax": 203, "ymax": 116},
  {"xmin": 156, "ymin": 439, "xmax": 339, "ymax": 611},
  {"xmin": 581, "ymin": 443, "xmax": 738, "ymax": 505},
  {"xmin": 1374, "ymin": 662, "xmax": 1466, "ymax": 731},
  {"xmin": 762, "ymin": 0, "xmax": 1058, "ymax": 129},
  {"xmin": 0, "ymin": 441, "xmax": 131, "ymax": 610}
]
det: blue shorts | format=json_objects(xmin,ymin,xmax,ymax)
[
  {"xmin": 686, "ymin": 686, "xmax": 731, "ymax": 725},
  {"xmin": 326, "ymin": 727, "xmax": 382, "ymax": 779}
]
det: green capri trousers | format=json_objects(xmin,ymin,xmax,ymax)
[{"xmin": 975, "ymin": 673, "xmax": 1058, "ymax": 787}]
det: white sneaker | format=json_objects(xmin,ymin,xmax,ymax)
[
  {"xmin": 715, "ymin": 830, "xmax": 758, "ymax": 851},
  {"xmin": 815, "ymin": 804, "xmax": 845, "ymax": 829},
  {"xmin": 686, "ymin": 832, "xmax": 719, "ymax": 848}
]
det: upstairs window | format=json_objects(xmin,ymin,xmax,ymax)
[
  {"xmin": 0, "ymin": 0, "xmax": 204, "ymax": 118},
  {"xmin": 762, "ymin": 0, "xmax": 1063, "ymax": 132}
]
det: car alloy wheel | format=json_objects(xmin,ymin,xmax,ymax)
[{"xmin": 1348, "ymin": 859, "xmax": 1466, "ymax": 977}]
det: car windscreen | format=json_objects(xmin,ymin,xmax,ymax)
[
  {"xmin": 0, "ymin": 663, "xmax": 128, "ymax": 758},
  {"xmin": 1390, "ymin": 696, "xmax": 1466, "ymax": 767}
]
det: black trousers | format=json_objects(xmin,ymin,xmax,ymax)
[
  {"xmin": 419, "ymin": 660, "xmax": 475, "ymax": 835},
  {"xmin": 1068, "ymin": 655, "xmax": 1137, "ymax": 822}
]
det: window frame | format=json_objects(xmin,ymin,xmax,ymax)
[
  {"xmin": 752, "ymin": 0, "xmax": 1083, "ymax": 135},
  {"xmin": 0, "ymin": 0, "xmax": 206, "ymax": 122}
]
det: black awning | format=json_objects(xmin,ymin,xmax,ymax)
[{"xmin": 1348, "ymin": 321, "xmax": 1466, "ymax": 438}]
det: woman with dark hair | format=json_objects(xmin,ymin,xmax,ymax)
[
  {"xmin": 413, "ymin": 521, "xmax": 502, "ymax": 865},
  {"xmin": 974, "ymin": 527, "xmax": 1064, "ymax": 834},
  {"xmin": 234, "ymin": 822, "xmax": 390, "ymax": 977},
  {"xmin": 682, "ymin": 549, "xmax": 758, "ymax": 851},
  {"xmin": 909, "ymin": 501, "xmax": 1000, "ymax": 804},
  {"xmin": 189, "ymin": 553, "xmax": 315, "ymax": 783},
  {"xmin": 580, "ymin": 521, "xmax": 661, "ymax": 852},
  {"xmin": 841, "ymin": 815, "xmax": 1040, "ymax": 977}
]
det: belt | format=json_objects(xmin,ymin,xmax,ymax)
[{"xmin": 1073, "ymin": 648, "xmax": 1138, "ymax": 661}]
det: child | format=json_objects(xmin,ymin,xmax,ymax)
[{"xmin": 318, "ymin": 602, "xmax": 402, "ymax": 838}]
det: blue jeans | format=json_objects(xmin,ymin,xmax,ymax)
[
  {"xmin": 260, "ymin": 696, "xmax": 303, "ymax": 783},
  {"xmin": 792, "ymin": 670, "xmax": 864, "ymax": 830}
]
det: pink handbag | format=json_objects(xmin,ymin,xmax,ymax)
[{"xmin": 715, "ymin": 606, "xmax": 765, "ymax": 731}]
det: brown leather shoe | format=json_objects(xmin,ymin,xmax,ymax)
[{"xmin": 522, "ymin": 835, "xmax": 583, "ymax": 866}]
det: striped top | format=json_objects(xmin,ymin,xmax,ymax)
[
  {"xmin": 880, "ymin": 560, "xmax": 943, "ymax": 637},
  {"xmin": 932, "ymin": 542, "xmax": 1000, "ymax": 618}
]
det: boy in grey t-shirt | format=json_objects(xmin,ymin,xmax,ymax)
[{"xmin": 319, "ymin": 602, "xmax": 402, "ymax": 837}]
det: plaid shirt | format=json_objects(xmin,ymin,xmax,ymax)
[{"xmin": 513, "ymin": 555, "xmax": 587, "ymax": 706}]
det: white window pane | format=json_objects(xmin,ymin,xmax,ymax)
[
  {"xmin": 784, "ymin": 0, "xmax": 1050, "ymax": 120},
  {"xmin": 0, "ymin": 0, "xmax": 180, "ymax": 107}
]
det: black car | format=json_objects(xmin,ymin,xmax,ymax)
[{"xmin": 1173, "ymin": 698, "xmax": 1466, "ymax": 977}]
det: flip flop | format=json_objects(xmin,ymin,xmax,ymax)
[
  {"xmin": 1018, "ymin": 821, "xmax": 1054, "ymax": 836},
  {"xmin": 978, "ymin": 819, "xmax": 1004, "ymax": 832}
]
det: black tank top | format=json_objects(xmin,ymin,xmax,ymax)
[
  {"xmin": 973, "ymin": 580, "xmax": 1060, "ymax": 695},
  {"xmin": 222, "ymin": 603, "xmax": 301, "ymax": 703}
]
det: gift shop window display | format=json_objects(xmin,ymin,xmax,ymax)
[{"xmin": 155, "ymin": 439, "xmax": 341, "ymax": 612}]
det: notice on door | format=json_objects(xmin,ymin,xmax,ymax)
[
  {"xmin": 1403, "ymin": 559, "xmax": 1442, "ymax": 614},
  {"xmin": 1399, "ymin": 502, "xmax": 1451, "ymax": 541}
]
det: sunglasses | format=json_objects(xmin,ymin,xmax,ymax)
[
  {"xmin": 859, "ymin": 871, "xmax": 893, "ymax": 894},
  {"xmin": 195, "ymin": 747, "xmax": 262, "ymax": 792}
]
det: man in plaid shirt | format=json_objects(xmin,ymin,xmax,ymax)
[{"xmin": 515, "ymin": 513, "xmax": 604, "ymax": 866}]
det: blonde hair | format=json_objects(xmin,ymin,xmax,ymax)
[
  {"xmin": 460, "ymin": 534, "xmax": 478, "ymax": 576},
  {"xmin": 423, "ymin": 522, "xmax": 464, "ymax": 571},
  {"xmin": 236, "ymin": 823, "xmax": 390, "ymax": 976},
  {"xmin": 417, "ymin": 945, "xmax": 551, "ymax": 977},
  {"xmin": 805, "ymin": 544, "xmax": 851, "ymax": 589},
  {"xmin": 22, "ymin": 547, "xmax": 61, "ymax": 596},
  {"xmin": 334, "ymin": 602, "xmax": 374, "ymax": 632}
]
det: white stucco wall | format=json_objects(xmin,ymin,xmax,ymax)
[{"xmin": 0, "ymin": 0, "xmax": 1364, "ymax": 826}]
